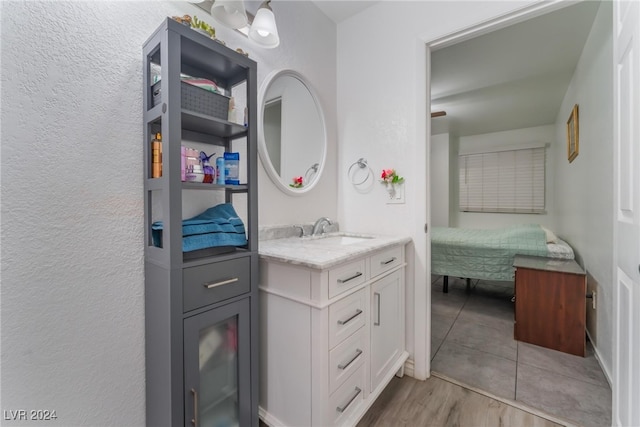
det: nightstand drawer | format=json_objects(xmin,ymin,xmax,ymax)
[
  {"xmin": 370, "ymin": 246, "xmax": 402, "ymax": 278},
  {"xmin": 183, "ymin": 257, "xmax": 251, "ymax": 312},
  {"xmin": 329, "ymin": 288, "xmax": 366, "ymax": 349},
  {"xmin": 329, "ymin": 259, "xmax": 366, "ymax": 299}
]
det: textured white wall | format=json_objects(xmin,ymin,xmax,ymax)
[
  {"xmin": 0, "ymin": 1, "xmax": 335, "ymax": 425},
  {"xmin": 453, "ymin": 125, "xmax": 557, "ymax": 229},
  {"xmin": 336, "ymin": 0, "xmax": 534, "ymax": 363},
  {"xmin": 552, "ymin": 1, "xmax": 613, "ymax": 380},
  {"xmin": 252, "ymin": 1, "xmax": 338, "ymax": 224}
]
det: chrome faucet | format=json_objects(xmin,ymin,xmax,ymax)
[{"xmin": 312, "ymin": 217, "xmax": 333, "ymax": 236}]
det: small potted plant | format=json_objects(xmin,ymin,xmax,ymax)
[{"xmin": 191, "ymin": 16, "xmax": 216, "ymax": 38}]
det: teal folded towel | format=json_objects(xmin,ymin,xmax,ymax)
[{"xmin": 151, "ymin": 203, "xmax": 247, "ymax": 252}]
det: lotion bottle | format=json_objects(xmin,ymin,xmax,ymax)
[
  {"xmin": 216, "ymin": 156, "xmax": 225, "ymax": 184},
  {"xmin": 227, "ymin": 97, "xmax": 237, "ymax": 123},
  {"xmin": 151, "ymin": 133, "xmax": 162, "ymax": 178}
]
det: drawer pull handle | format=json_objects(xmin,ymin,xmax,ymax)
[
  {"xmin": 190, "ymin": 388, "xmax": 198, "ymax": 426},
  {"xmin": 336, "ymin": 387, "xmax": 362, "ymax": 413},
  {"xmin": 337, "ymin": 309, "xmax": 363, "ymax": 326},
  {"xmin": 338, "ymin": 349, "xmax": 363, "ymax": 370},
  {"xmin": 380, "ymin": 257, "xmax": 397, "ymax": 265},
  {"xmin": 204, "ymin": 277, "xmax": 239, "ymax": 289},
  {"xmin": 337, "ymin": 272, "xmax": 363, "ymax": 284}
]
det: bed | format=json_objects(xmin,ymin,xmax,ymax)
[{"xmin": 431, "ymin": 224, "xmax": 574, "ymax": 292}]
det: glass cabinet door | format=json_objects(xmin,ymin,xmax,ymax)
[{"xmin": 184, "ymin": 298, "xmax": 251, "ymax": 427}]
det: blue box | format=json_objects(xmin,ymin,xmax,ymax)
[{"xmin": 224, "ymin": 152, "xmax": 240, "ymax": 185}]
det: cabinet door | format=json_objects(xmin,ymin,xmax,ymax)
[
  {"xmin": 370, "ymin": 271, "xmax": 402, "ymax": 391},
  {"xmin": 184, "ymin": 298, "xmax": 251, "ymax": 427}
]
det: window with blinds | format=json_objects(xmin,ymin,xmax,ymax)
[{"xmin": 458, "ymin": 147, "xmax": 545, "ymax": 213}]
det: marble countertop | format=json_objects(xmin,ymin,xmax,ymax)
[{"xmin": 259, "ymin": 232, "xmax": 412, "ymax": 270}]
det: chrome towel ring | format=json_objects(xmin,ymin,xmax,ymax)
[
  {"xmin": 304, "ymin": 163, "xmax": 320, "ymax": 182},
  {"xmin": 347, "ymin": 158, "xmax": 373, "ymax": 186}
]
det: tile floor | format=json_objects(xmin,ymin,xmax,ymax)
[{"xmin": 430, "ymin": 276, "xmax": 612, "ymax": 427}]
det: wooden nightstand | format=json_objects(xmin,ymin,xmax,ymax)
[{"xmin": 513, "ymin": 255, "xmax": 586, "ymax": 356}]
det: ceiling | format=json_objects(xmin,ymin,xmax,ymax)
[
  {"xmin": 309, "ymin": 0, "xmax": 600, "ymax": 137},
  {"xmin": 198, "ymin": 1, "xmax": 600, "ymax": 138},
  {"xmin": 196, "ymin": 1, "xmax": 379, "ymax": 29},
  {"xmin": 311, "ymin": 1, "xmax": 379, "ymax": 23},
  {"xmin": 430, "ymin": 1, "xmax": 601, "ymax": 137}
]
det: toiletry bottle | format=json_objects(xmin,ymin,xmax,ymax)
[
  {"xmin": 224, "ymin": 152, "xmax": 240, "ymax": 185},
  {"xmin": 184, "ymin": 148, "xmax": 203, "ymax": 182},
  {"xmin": 151, "ymin": 132, "xmax": 162, "ymax": 178},
  {"xmin": 216, "ymin": 156, "xmax": 226, "ymax": 184},
  {"xmin": 228, "ymin": 97, "xmax": 237, "ymax": 123},
  {"xmin": 200, "ymin": 151, "xmax": 215, "ymax": 184}
]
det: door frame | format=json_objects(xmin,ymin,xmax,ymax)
[
  {"xmin": 414, "ymin": 0, "xmax": 587, "ymax": 380},
  {"xmin": 612, "ymin": 0, "xmax": 640, "ymax": 424}
]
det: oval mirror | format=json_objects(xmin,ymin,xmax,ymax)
[{"xmin": 258, "ymin": 70, "xmax": 327, "ymax": 195}]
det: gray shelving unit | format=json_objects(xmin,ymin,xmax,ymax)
[{"xmin": 143, "ymin": 18, "xmax": 258, "ymax": 427}]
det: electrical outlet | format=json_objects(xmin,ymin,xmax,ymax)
[
  {"xmin": 592, "ymin": 291, "xmax": 596, "ymax": 310},
  {"xmin": 385, "ymin": 183, "xmax": 405, "ymax": 204}
]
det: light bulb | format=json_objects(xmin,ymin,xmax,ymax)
[{"xmin": 248, "ymin": 2, "xmax": 279, "ymax": 48}]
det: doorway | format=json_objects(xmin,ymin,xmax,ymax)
[{"xmin": 424, "ymin": 1, "xmax": 612, "ymax": 425}]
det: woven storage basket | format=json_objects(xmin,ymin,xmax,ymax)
[{"xmin": 152, "ymin": 81, "xmax": 229, "ymax": 120}]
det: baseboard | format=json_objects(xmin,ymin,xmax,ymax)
[
  {"xmin": 403, "ymin": 358, "xmax": 415, "ymax": 378},
  {"xmin": 586, "ymin": 328, "xmax": 613, "ymax": 388}
]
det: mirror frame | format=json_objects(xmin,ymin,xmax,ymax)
[{"xmin": 258, "ymin": 69, "xmax": 327, "ymax": 196}]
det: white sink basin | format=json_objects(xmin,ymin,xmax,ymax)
[
  {"xmin": 321, "ymin": 235, "xmax": 373, "ymax": 245},
  {"xmin": 304, "ymin": 233, "xmax": 375, "ymax": 245},
  {"xmin": 260, "ymin": 228, "xmax": 410, "ymax": 270}
]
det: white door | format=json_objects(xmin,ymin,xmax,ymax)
[{"xmin": 613, "ymin": 1, "xmax": 640, "ymax": 425}]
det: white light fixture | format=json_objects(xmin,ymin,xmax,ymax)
[
  {"xmin": 210, "ymin": 0, "xmax": 249, "ymax": 29},
  {"xmin": 248, "ymin": 0, "xmax": 280, "ymax": 48}
]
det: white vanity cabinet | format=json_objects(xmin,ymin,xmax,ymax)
[
  {"xmin": 259, "ymin": 242, "xmax": 408, "ymax": 427},
  {"xmin": 370, "ymin": 269, "xmax": 403, "ymax": 391}
]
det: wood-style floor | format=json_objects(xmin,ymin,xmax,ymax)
[{"xmin": 357, "ymin": 374, "xmax": 567, "ymax": 427}]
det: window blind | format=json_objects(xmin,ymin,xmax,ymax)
[{"xmin": 459, "ymin": 147, "xmax": 545, "ymax": 213}]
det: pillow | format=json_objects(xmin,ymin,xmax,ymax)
[{"xmin": 541, "ymin": 226, "xmax": 558, "ymax": 244}]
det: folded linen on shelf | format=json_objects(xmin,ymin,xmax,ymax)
[
  {"xmin": 151, "ymin": 203, "xmax": 247, "ymax": 252},
  {"xmin": 181, "ymin": 76, "xmax": 222, "ymax": 94}
]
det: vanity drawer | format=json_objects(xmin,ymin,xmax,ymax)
[
  {"xmin": 328, "ymin": 365, "xmax": 365, "ymax": 426},
  {"xmin": 328, "ymin": 259, "xmax": 366, "ymax": 299},
  {"xmin": 183, "ymin": 257, "xmax": 251, "ymax": 312},
  {"xmin": 369, "ymin": 246, "xmax": 402, "ymax": 279},
  {"xmin": 329, "ymin": 288, "xmax": 366, "ymax": 349},
  {"xmin": 329, "ymin": 328, "xmax": 366, "ymax": 394}
]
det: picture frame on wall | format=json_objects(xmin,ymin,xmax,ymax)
[{"xmin": 567, "ymin": 104, "xmax": 579, "ymax": 163}]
